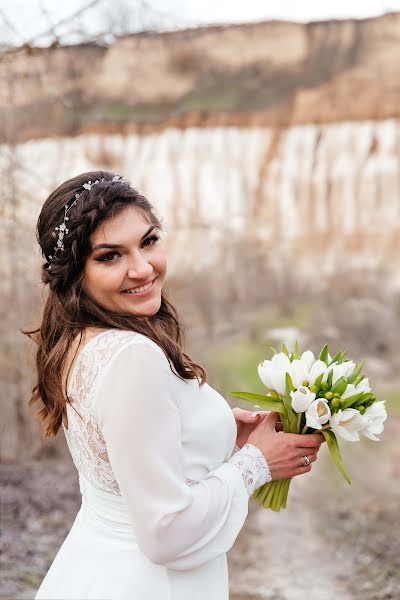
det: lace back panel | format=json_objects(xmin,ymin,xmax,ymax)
[{"xmin": 63, "ymin": 330, "xmax": 145, "ymax": 495}]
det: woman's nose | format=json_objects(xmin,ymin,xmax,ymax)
[{"xmin": 127, "ymin": 253, "xmax": 153, "ymax": 279}]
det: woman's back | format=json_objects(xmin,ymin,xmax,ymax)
[{"xmin": 62, "ymin": 328, "xmax": 144, "ymax": 494}]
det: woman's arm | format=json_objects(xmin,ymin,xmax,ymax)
[{"xmin": 94, "ymin": 339, "xmax": 270, "ymax": 571}]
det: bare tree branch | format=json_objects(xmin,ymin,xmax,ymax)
[{"xmin": 0, "ymin": 7, "xmax": 25, "ymax": 46}]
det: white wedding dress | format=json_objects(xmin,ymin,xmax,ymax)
[{"xmin": 35, "ymin": 328, "xmax": 271, "ymax": 600}]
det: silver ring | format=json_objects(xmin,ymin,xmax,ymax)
[{"xmin": 303, "ymin": 455, "xmax": 310, "ymax": 467}]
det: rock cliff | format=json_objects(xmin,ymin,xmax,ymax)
[{"xmin": 1, "ymin": 12, "xmax": 400, "ymax": 142}]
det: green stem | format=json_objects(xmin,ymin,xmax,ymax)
[
  {"xmin": 271, "ymin": 480, "xmax": 282, "ymax": 511},
  {"xmin": 282, "ymin": 479, "xmax": 291, "ymax": 508},
  {"xmin": 263, "ymin": 481, "xmax": 277, "ymax": 508},
  {"xmin": 301, "ymin": 425, "xmax": 308, "ymax": 434},
  {"xmin": 296, "ymin": 413, "xmax": 302, "ymax": 433},
  {"xmin": 257, "ymin": 482, "xmax": 270, "ymax": 506},
  {"xmin": 276, "ymin": 479, "xmax": 286, "ymax": 511},
  {"xmin": 281, "ymin": 407, "xmax": 290, "ymax": 432}
]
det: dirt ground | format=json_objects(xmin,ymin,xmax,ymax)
[
  {"xmin": 1, "ymin": 417, "xmax": 399, "ymax": 600},
  {"xmin": 229, "ymin": 415, "xmax": 400, "ymax": 600}
]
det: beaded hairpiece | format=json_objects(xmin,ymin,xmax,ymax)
[{"xmin": 46, "ymin": 175, "xmax": 127, "ymax": 270}]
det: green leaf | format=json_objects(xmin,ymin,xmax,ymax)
[
  {"xmin": 351, "ymin": 393, "xmax": 373, "ymax": 408},
  {"xmin": 347, "ymin": 360, "xmax": 365, "ymax": 384},
  {"xmin": 285, "ymin": 372, "xmax": 295, "ymax": 393},
  {"xmin": 319, "ymin": 344, "xmax": 329, "ymax": 365},
  {"xmin": 227, "ymin": 391, "xmax": 285, "ymax": 413},
  {"xmin": 353, "ymin": 374, "xmax": 365, "ymax": 386},
  {"xmin": 269, "ymin": 345, "xmax": 278, "ymax": 356},
  {"xmin": 327, "ymin": 368, "xmax": 333, "ymax": 388},
  {"xmin": 338, "ymin": 351, "xmax": 348, "ymax": 364},
  {"xmin": 329, "ymin": 351, "xmax": 342, "ymax": 366},
  {"xmin": 321, "ymin": 430, "xmax": 351, "ymax": 485},
  {"xmin": 293, "ymin": 339, "xmax": 300, "ymax": 360},
  {"xmin": 331, "ymin": 376, "xmax": 348, "ymax": 395},
  {"xmin": 340, "ymin": 391, "xmax": 365, "ymax": 410},
  {"xmin": 282, "ymin": 343, "xmax": 290, "ymax": 357},
  {"xmin": 352, "ymin": 392, "xmax": 373, "ymax": 408},
  {"xmin": 314, "ymin": 372, "xmax": 324, "ymax": 389},
  {"xmin": 283, "ymin": 373, "xmax": 297, "ymax": 431}
]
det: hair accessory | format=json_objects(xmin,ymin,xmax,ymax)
[{"xmin": 46, "ymin": 175, "xmax": 127, "ymax": 270}]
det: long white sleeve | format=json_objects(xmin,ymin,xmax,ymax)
[
  {"xmin": 229, "ymin": 443, "xmax": 271, "ymax": 496},
  {"xmin": 94, "ymin": 339, "xmax": 270, "ymax": 571}
]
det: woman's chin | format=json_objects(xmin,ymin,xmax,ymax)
[{"xmin": 121, "ymin": 296, "xmax": 161, "ymax": 317}]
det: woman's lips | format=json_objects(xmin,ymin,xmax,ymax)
[{"xmin": 121, "ymin": 278, "xmax": 156, "ymax": 297}]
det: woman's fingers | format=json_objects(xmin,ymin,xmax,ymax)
[
  {"xmin": 296, "ymin": 446, "xmax": 322, "ymax": 456},
  {"xmin": 293, "ymin": 433, "xmax": 324, "ymax": 449},
  {"xmin": 291, "ymin": 452, "xmax": 318, "ymax": 477},
  {"xmin": 296, "ymin": 452, "xmax": 317, "ymax": 468},
  {"xmin": 232, "ymin": 407, "xmax": 269, "ymax": 423}
]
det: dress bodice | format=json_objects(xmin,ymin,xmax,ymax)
[{"xmin": 63, "ymin": 328, "xmax": 239, "ymax": 496}]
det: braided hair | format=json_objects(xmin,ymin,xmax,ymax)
[{"xmin": 24, "ymin": 170, "xmax": 207, "ymax": 438}]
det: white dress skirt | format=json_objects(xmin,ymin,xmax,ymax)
[{"xmin": 35, "ymin": 329, "xmax": 270, "ymax": 600}]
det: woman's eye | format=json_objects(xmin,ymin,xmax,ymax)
[
  {"xmin": 97, "ymin": 251, "xmax": 120, "ymax": 262},
  {"xmin": 142, "ymin": 235, "xmax": 160, "ymax": 247}
]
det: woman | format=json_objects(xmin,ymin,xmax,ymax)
[{"xmin": 28, "ymin": 170, "xmax": 324, "ymax": 599}]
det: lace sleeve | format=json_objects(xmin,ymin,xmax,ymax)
[{"xmin": 228, "ymin": 443, "xmax": 272, "ymax": 496}]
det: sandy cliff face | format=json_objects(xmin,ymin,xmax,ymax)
[
  {"xmin": 3, "ymin": 120, "xmax": 399, "ymax": 295},
  {"xmin": 2, "ymin": 14, "xmax": 399, "ymax": 297},
  {"xmin": 1, "ymin": 13, "xmax": 400, "ymax": 142}
]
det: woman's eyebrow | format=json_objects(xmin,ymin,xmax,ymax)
[{"xmin": 91, "ymin": 226, "xmax": 157, "ymax": 252}]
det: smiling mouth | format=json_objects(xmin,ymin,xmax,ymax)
[{"xmin": 121, "ymin": 278, "xmax": 156, "ymax": 294}]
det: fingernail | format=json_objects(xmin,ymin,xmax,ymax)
[{"xmin": 250, "ymin": 412, "xmax": 259, "ymax": 418}]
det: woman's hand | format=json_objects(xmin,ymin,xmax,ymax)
[
  {"xmin": 247, "ymin": 412, "xmax": 325, "ymax": 481},
  {"xmin": 232, "ymin": 407, "xmax": 282, "ymax": 449}
]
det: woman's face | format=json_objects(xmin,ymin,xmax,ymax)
[{"xmin": 83, "ymin": 206, "xmax": 167, "ymax": 317}]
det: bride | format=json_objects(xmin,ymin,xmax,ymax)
[{"xmin": 28, "ymin": 171, "xmax": 324, "ymax": 599}]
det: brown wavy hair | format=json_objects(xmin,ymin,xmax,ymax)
[{"xmin": 24, "ymin": 170, "xmax": 207, "ymax": 438}]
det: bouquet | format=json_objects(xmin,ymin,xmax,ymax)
[{"xmin": 228, "ymin": 342, "xmax": 387, "ymax": 512}]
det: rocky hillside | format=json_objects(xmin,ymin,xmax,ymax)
[{"xmin": 1, "ymin": 12, "xmax": 400, "ymax": 142}]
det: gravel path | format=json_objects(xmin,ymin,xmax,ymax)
[
  {"xmin": 229, "ymin": 467, "xmax": 352, "ymax": 600},
  {"xmin": 229, "ymin": 416, "xmax": 400, "ymax": 600}
]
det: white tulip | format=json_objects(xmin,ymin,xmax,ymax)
[
  {"xmin": 290, "ymin": 386, "xmax": 316, "ymax": 413},
  {"xmin": 300, "ymin": 350, "xmax": 316, "ymax": 372},
  {"xmin": 289, "ymin": 359, "xmax": 310, "ymax": 388},
  {"xmin": 258, "ymin": 360, "xmax": 274, "ymax": 389},
  {"xmin": 341, "ymin": 383, "xmax": 356, "ymax": 400},
  {"xmin": 330, "ymin": 408, "xmax": 365, "ymax": 442},
  {"xmin": 360, "ymin": 401, "xmax": 387, "ymax": 441},
  {"xmin": 308, "ymin": 360, "xmax": 329, "ymax": 386},
  {"xmin": 258, "ymin": 360, "xmax": 288, "ymax": 395},
  {"xmin": 258, "ymin": 352, "xmax": 293, "ymax": 395},
  {"xmin": 355, "ymin": 378, "xmax": 371, "ymax": 393},
  {"xmin": 331, "ymin": 361, "xmax": 356, "ymax": 384},
  {"xmin": 270, "ymin": 369, "xmax": 288, "ymax": 396},
  {"xmin": 341, "ymin": 377, "xmax": 371, "ymax": 401},
  {"xmin": 305, "ymin": 399, "xmax": 331, "ymax": 430},
  {"xmin": 271, "ymin": 352, "xmax": 292, "ymax": 370}
]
